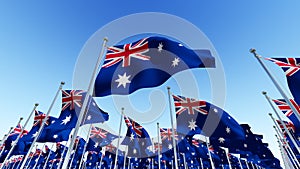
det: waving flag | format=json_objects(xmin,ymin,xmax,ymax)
[
  {"xmin": 41, "ymin": 90, "xmax": 109, "ymax": 142},
  {"xmin": 173, "ymin": 95, "xmax": 245, "ymax": 143},
  {"xmin": 94, "ymin": 36, "xmax": 215, "ymax": 97},
  {"xmin": 86, "ymin": 126, "xmax": 118, "ymax": 151},
  {"xmin": 121, "ymin": 115, "xmax": 152, "ymax": 157},
  {"xmin": 273, "ymin": 98, "xmax": 300, "ymax": 131},
  {"xmin": 159, "ymin": 128, "xmax": 178, "ymax": 153},
  {"xmin": 267, "ymin": 58, "xmax": 300, "ymax": 104}
]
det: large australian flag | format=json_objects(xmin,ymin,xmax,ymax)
[{"xmin": 94, "ymin": 36, "xmax": 215, "ymax": 97}]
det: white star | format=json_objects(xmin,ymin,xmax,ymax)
[
  {"xmin": 172, "ymin": 58, "xmax": 180, "ymax": 67},
  {"xmin": 213, "ymin": 108, "xmax": 218, "ymax": 113},
  {"xmin": 94, "ymin": 142, "xmax": 99, "ymax": 148},
  {"xmin": 158, "ymin": 43, "xmax": 163, "ymax": 52},
  {"xmin": 133, "ymin": 148, "xmax": 137, "ymax": 154},
  {"xmin": 130, "ymin": 134, "xmax": 135, "ymax": 141},
  {"xmin": 168, "ymin": 144, "xmax": 173, "ymax": 150},
  {"xmin": 188, "ymin": 119, "xmax": 197, "ymax": 131},
  {"xmin": 178, "ymin": 43, "xmax": 183, "ymax": 47},
  {"xmin": 226, "ymin": 127, "xmax": 231, "ymax": 134},
  {"xmin": 115, "ymin": 72, "xmax": 131, "ymax": 88},
  {"xmin": 244, "ymin": 144, "xmax": 247, "ymax": 148},
  {"xmin": 51, "ymin": 120, "xmax": 55, "ymax": 124},
  {"xmin": 86, "ymin": 115, "xmax": 92, "ymax": 121},
  {"xmin": 53, "ymin": 135, "xmax": 58, "ymax": 139},
  {"xmin": 218, "ymin": 137, "xmax": 225, "ymax": 143},
  {"xmin": 61, "ymin": 115, "xmax": 71, "ymax": 125},
  {"xmin": 32, "ymin": 131, "xmax": 38, "ymax": 138}
]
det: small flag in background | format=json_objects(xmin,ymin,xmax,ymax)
[{"xmin": 94, "ymin": 36, "xmax": 215, "ymax": 97}]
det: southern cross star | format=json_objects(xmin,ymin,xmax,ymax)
[
  {"xmin": 115, "ymin": 73, "xmax": 131, "ymax": 88},
  {"xmin": 188, "ymin": 119, "xmax": 197, "ymax": 131},
  {"xmin": 172, "ymin": 58, "xmax": 180, "ymax": 67}
]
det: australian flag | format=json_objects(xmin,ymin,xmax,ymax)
[
  {"xmin": 86, "ymin": 126, "xmax": 118, "ymax": 151},
  {"xmin": 94, "ymin": 36, "xmax": 215, "ymax": 97},
  {"xmin": 272, "ymin": 98, "xmax": 300, "ymax": 132},
  {"xmin": 41, "ymin": 90, "xmax": 109, "ymax": 142},
  {"xmin": 173, "ymin": 95, "xmax": 246, "ymax": 143},
  {"xmin": 267, "ymin": 58, "xmax": 300, "ymax": 104},
  {"xmin": 121, "ymin": 115, "xmax": 152, "ymax": 157}
]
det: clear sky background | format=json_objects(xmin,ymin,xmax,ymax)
[{"xmin": 1, "ymin": 0, "xmax": 300, "ymax": 166}]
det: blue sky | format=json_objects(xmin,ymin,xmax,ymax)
[{"xmin": 1, "ymin": 0, "xmax": 300, "ymax": 165}]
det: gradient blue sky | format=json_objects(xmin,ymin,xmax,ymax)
[{"xmin": 1, "ymin": 0, "xmax": 300, "ymax": 165}]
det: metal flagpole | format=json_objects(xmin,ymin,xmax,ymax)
[
  {"xmin": 237, "ymin": 157, "xmax": 243, "ymax": 169},
  {"xmin": 181, "ymin": 153, "xmax": 187, "ymax": 169},
  {"xmin": 15, "ymin": 155, "xmax": 24, "ymax": 169},
  {"xmin": 275, "ymin": 135, "xmax": 297, "ymax": 169},
  {"xmin": 224, "ymin": 149, "xmax": 232, "ymax": 169},
  {"xmin": 250, "ymin": 49, "xmax": 300, "ymax": 122},
  {"xmin": 250, "ymin": 162, "xmax": 255, "ymax": 169},
  {"xmin": 272, "ymin": 119, "xmax": 299, "ymax": 164},
  {"xmin": 20, "ymin": 82, "xmax": 64, "ymax": 169},
  {"xmin": 243, "ymin": 159, "xmax": 250, "ymax": 169},
  {"xmin": 32, "ymin": 144, "xmax": 45, "ymax": 169},
  {"xmin": 157, "ymin": 122, "xmax": 161, "ymax": 169},
  {"xmin": 272, "ymin": 122, "xmax": 300, "ymax": 168},
  {"xmin": 123, "ymin": 149, "xmax": 127, "ymax": 169},
  {"xmin": 0, "ymin": 127, "xmax": 14, "ymax": 148},
  {"xmin": 57, "ymin": 142, "xmax": 68, "ymax": 169},
  {"xmin": 205, "ymin": 137, "xmax": 216, "ymax": 169},
  {"xmin": 25, "ymin": 145, "xmax": 38, "ymax": 169},
  {"xmin": 127, "ymin": 157, "xmax": 130, "ymax": 169},
  {"xmin": 166, "ymin": 87, "xmax": 179, "ymax": 169},
  {"xmin": 62, "ymin": 38, "xmax": 108, "ymax": 169},
  {"xmin": 78, "ymin": 124, "xmax": 93, "ymax": 169},
  {"xmin": 264, "ymin": 92, "xmax": 300, "ymax": 154},
  {"xmin": 43, "ymin": 144, "xmax": 55, "ymax": 169},
  {"xmin": 113, "ymin": 107, "xmax": 124, "ymax": 169},
  {"xmin": 199, "ymin": 158, "xmax": 204, "ymax": 169},
  {"xmin": 69, "ymin": 141, "xmax": 78, "ymax": 169},
  {"xmin": 0, "ymin": 117, "xmax": 24, "ymax": 169},
  {"xmin": 2, "ymin": 104, "xmax": 38, "ymax": 169},
  {"xmin": 98, "ymin": 149, "xmax": 105, "ymax": 169}
]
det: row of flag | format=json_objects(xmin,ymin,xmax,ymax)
[{"xmin": 0, "ymin": 37, "xmax": 292, "ymax": 169}]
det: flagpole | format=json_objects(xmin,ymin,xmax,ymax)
[
  {"xmin": 114, "ymin": 107, "xmax": 124, "ymax": 169},
  {"xmin": 0, "ymin": 117, "xmax": 24, "ymax": 169},
  {"xmin": 98, "ymin": 149, "xmax": 104, "ymax": 169},
  {"xmin": 0, "ymin": 127, "xmax": 13, "ymax": 157},
  {"xmin": 275, "ymin": 134, "xmax": 297, "ymax": 169},
  {"xmin": 69, "ymin": 141, "xmax": 78, "ymax": 169},
  {"xmin": 123, "ymin": 149, "xmax": 127, "ymax": 169},
  {"xmin": 243, "ymin": 159, "xmax": 250, "ymax": 169},
  {"xmin": 56, "ymin": 142, "xmax": 68, "ymax": 169},
  {"xmin": 181, "ymin": 153, "xmax": 187, "ymax": 169},
  {"xmin": 199, "ymin": 158, "xmax": 204, "ymax": 169},
  {"xmin": 25, "ymin": 145, "xmax": 37, "ymax": 169},
  {"xmin": 2, "ymin": 104, "xmax": 39, "ymax": 169},
  {"xmin": 155, "ymin": 123, "xmax": 161, "ymax": 169},
  {"xmin": 62, "ymin": 38, "xmax": 108, "ymax": 169},
  {"xmin": 166, "ymin": 87, "xmax": 179, "ymax": 169},
  {"xmin": 0, "ymin": 127, "xmax": 14, "ymax": 148},
  {"xmin": 204, "ymin": 137, "xmax": 216, "ymax": 169},
  {"xmin": 225, "ymin": 150, "xmax": 232, "ymax": 169},
  {"xmin": 42, "ymin": 144, "xmax": 54, "ymax": 169},
  {"xmin": 270, "ymin": 112, "xmax": 300, "ymax": 167},
  {"xmin": 272, "ymin": 123, "xmax": 300, "ymax": 168},
  {"xmin": 251, "ymin": 49, "xmax": 300, "ymax": 123},
  {"xmin": 263, "ymin": 92, "xmax": 300, "ymax": 154},
  {"xmin": 237, "ymin": 157, "xmax": 243, "ymax": 169},
  {"xmin": 32, "ymin": 144, "xmax": 45, "ymax": 169},
  {"xmin": 78, "ymin": 124, "xmax": 93, "ymax": 169},
  {"xmin": 20, "ymin": 82, "xmax": 64, "ymax": 169}
]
